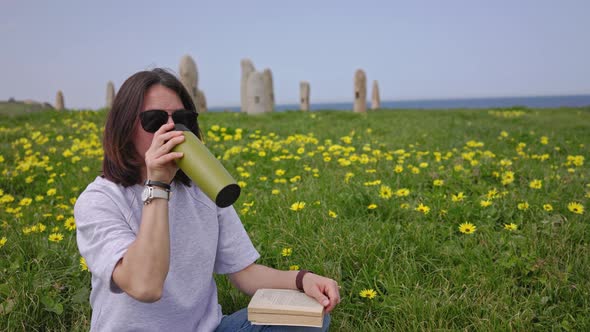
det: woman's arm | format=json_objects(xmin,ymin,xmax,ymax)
[
  {"xmin": 111, "ymin": 199, "xmax": 171, "ymax": 302},
  {"xmin": 229, "ymin": 263, "xmax": 341, "ymax": 313},
  {"xmin": 111, "ymin": 123, "xmax": 185, "ymax": 302}
]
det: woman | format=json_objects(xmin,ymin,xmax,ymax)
[{"xmin": 74, "ymin": 68, "xmax": 340, "ymax": 331}]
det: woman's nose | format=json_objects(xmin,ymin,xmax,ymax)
[{"xmin": 166, "ymin": 114, "xmax": 174, "ymax": 125}]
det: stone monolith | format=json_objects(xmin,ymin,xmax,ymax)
[
  {"xmin": 353, "ymin": 69, "xmax": 367, "ymax": 113},
  {"xmin": 55, "ymin": 90, "xmax": 64, "ymax": 110},
  {"xmin": 197, "ymin": 89, "xmax": 207, "ymax": 113},
  {"xmin": 300, "ymin": 81, "xmax": 310, "ymax": 111},
  {"xmin": 179, "ymin": 55, "xmax": 199, "ymax": 107},
  {"xmin": 262, "ymin": 68, "xmax": 275, "ymax": 112},
  {"xmin": 246, "ymin": 72, "xmax": 267, "ymax": 115},
  {"xmin": 240, "ymin": 59, "xmax": 256, "ymax": 113},
  {"xmin": 106, "ymin": 81, "xmax": 115, "ymax": 109},
  {"xmin": 371, "ymin": 80, "xmax": 380, "ymax": 110}
]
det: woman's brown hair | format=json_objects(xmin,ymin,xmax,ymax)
[{"xmin": 102, "ymin": 68, "xmax": 200, "ymax": 187}]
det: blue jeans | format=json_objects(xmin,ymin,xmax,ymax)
[{"xmin": 215, "ymin": 308, "xmax": 331, "ymax": 332}]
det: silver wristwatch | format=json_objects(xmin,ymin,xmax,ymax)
[{"xmin": 141, "ymin": 186, "xmax": 170, "ymax": 205}]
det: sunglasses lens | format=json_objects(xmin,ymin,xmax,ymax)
[
  {"xmin": 140, "ymin": 110, "xmax": 168, "ymax": 133},
  {"xmin": 172, "ymin": 110, "xmax": 198, "ymax": 131}
]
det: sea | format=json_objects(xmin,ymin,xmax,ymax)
[{"xmin": 208, "ymin": 94, "xmax": 590, "ymax": 112}]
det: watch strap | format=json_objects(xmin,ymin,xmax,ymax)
[
  {"xmin": 296, "ymin": 270, "xmax": 313, "ymax": 292},
  {"xmin": 143, "ymin": 186, "xmax": 170, "ymax": 205},
  {"xmin": 144, "ymin": 179, "xmax": 171, "ymax": 191}
]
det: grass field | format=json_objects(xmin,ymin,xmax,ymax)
[{"xmin": 0, "ymin": 107, "xmax": 589, "ymax": 331}]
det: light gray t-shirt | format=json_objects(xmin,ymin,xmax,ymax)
[{"xmin": 74, "ymin": 176, "xmax": 260, "ymax": 332}]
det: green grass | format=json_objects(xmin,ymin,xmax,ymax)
[
  {"xmin": 0, "ymin": 101, "xmax": 53, "ymax": 116},
  {"xmin": 0, "ymin": 107, "xmax": 589, "ymax": 331}
]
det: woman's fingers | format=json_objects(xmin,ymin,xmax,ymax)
[{"xmin": 153, "ymin": 134, "xmax": 185, "ymax": 157}]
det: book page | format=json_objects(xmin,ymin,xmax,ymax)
[
  {"xmin": 258, "ymin": 289, "xmax": 321, "ymax": 307},
  {"xmin": 249, "ymin": 289, "xmax": 324, "ymax": 315}
]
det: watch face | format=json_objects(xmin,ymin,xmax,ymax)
[{"xmin": 141, "ymin": 187, "xmax": 150, "ymax": 202}]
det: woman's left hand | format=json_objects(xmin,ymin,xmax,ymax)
[{"xmin": 302, "ymin": 273, "xmax": 341, "ymax": 313}]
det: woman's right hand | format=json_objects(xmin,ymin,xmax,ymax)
[{"xmin": 144, "ymin": 123, "xmax": 185, "ymax": 184}]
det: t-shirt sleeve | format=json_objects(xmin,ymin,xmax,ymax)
[
  {"xmin": 74, "ymin": 186, "xmax": 136, "ymax": 293},
  {"xmin": 213, "ymin": 205, "xmax": 260, "ymax": 274}
]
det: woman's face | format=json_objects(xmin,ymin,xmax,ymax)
[{"xmin": 133, "ymin": 84, "xmax": 184, "ymax": 162}]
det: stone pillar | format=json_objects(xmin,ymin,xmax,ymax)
[
  {"xmin": 300, "ymin": 81, "xmax": 310, "ymax": 111},
  {"xmin": 179, "ymin": 55, "xmax": 199, "ymax": 108},
  {"xmin": 241, "ymin": 59, "xmax": 255, "ymax": 113},
  {"xmin": 197, "ymin": 89, "xmax": 207, "ymax": 113},
  {"xmin": 106, "ymin": 81, "xmax": 115, "ymax": 109},
  {"xmin": 55, "ymin": 90, "xmax": 64, "ymax": 110},
  {"xmin": 371, "ymin": 80, "xmax": 380, "ymax": 110},
  {"xmin": 262, "ymin": 68, "xmax": 275, "ymax": 112},
  {"xmin": 246, "ymin": 72, "xmax": 267, "ymax": 115},
  {"xmin": 353, "ymin": 69, "xmax": 367, "ymax": 113}
]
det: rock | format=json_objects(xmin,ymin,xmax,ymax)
[
  {"xmin": 55, "ymin": 90, "xmax": 64, "ymax": 110},
  {"xmin": 262, "ymin": 68, "xmax": 275, "ymax": 112},
  {"xmin": 179, "ymin": 55, "xmax": 199, "ymax": 107},
  {"xmin": 371, "ymin": 80, "xmax": 380, "ymax": 110},
  {"xmin": 240, "ymin": 59, "xmax": 255, "ymax": 113},
  {"xmin": 353, "ymin": 69, "xmax": 366, "ymax": 113},
  {"xmin": 106, "ymin": 81, "xmax": 115, "ymax": 109},
  {"xmin": 300, "ymin": 81, "xmax": 310, "ymax": 111},
  {"xmin": 197, "ymin": 89, "xmax": 207, "ymax": 113},
  {"xmin": 246, "ymin": 71, "xmax": 267, "ymax": 115}
]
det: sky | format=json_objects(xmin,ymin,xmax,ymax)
[{"xmin": 1, "ymin": 0, "xmax": 589, "ymax": 109}]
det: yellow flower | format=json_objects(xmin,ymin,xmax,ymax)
[
  {"xmin": 359, "ymin": 289, "xmax": 377, "ymax": 299},
  {"xmin": 47, "ymin": 188, "xmax": 57, "ymax": 196},
  {"xmin": 543, "ymin": 204, "xmax": 553, "ymax": 212},
  {"xmin": 19, "ymin": 198, "xmax": 33, "ymax": 206},
  {"xmin": 289, "ymin": 265, "xmax": 300, "ymax": 271},
  {"xmin": 517, "ymin": 202, "xmax": 529, "ymax": 211},
  {"xmin": 458, "ymin": 223, "xmax": 476, "ymax": 234},
  {"xmin": 0, "ymin": 236, "xmax": 6, "ymax": 248},
  {"xmin": 529, "ymin": 179, "xmax": 542, "ymax": 189},
  {"xmin": 540, "ymin": 136, "xmax": 549, "ymax": 145},
  {"xmin": 379, "ymin": 185, "xmax": 393, "ymax": 199},
  {"xmin": 344, "ymin": 172, "xmax": 354, "ymax": 183},
  {"xmin": 433, "ymin": 179, "xmax": 444, "ymax": 186},
  {"xmin": 480, "ymin": 200, "xmax": 492, "ymax": 207},
  {"xmin": 567, "ymin": 202, "xmax": 584, "ymax": 215},
  {"xmin": 48, "ymin": 233, "xmax": 64, "ymax": 242},
  {"xmin": 237, "ymin": 181, "xmax": 247, "ymax": 188},
  {"xmin": 80, "ymin": 257, "xmax": 88, "ymax": 271},
  {"xmin": 275, "ymin": 169, "xmax": 286, "ymax": 176},
  {"xmin": 259, "ymin": 176, "xmax": 268, "ymax": 181},
  {"xmin": 328, "ymin": 210, "xmax": 338, "ymax": 218},
  {"xmin": 415, "ymin": 203, "xmax": 430, "ymax": 214},
  {"xmin": 64, "ymin": 218, "xmax": 76, "ymax": 231},
  {"xmin": 367, "ymin": 204, "xmax": 378, "ymax": 210},
  {"xmin": 0, "ymin": 194, "xmax": 15, "ymax": 204},
  {"xmin": 271, "ymin": 189, "xmax": 280, "ymax": 195},
  {"xmin": 400, "ymin": 203, "xmax": 410, "ymax": 209},
  {"xmin": 486, "ymin": 188, "xmax": 499, "ymax": 200},
  {"xmin": 394, "ymin": 165, "xmax": 403, "ymax": 173},
  {"xmin": 395, "ymin": 188, "xmax": 410, "ymax": 197},
  {"xmin": 504, "ymin": 223, "xmax": 518, "ymax": 231},
  {"xmin": 501, "ymin": 171, "xmax": 515, "ymax": 185},
  {"xmin": 451, "ymin": 192, "xmax": 466, "ymax": 202},
  {"xmin": 281, "ymin": 248, "xmax": 293, "ymax": 257},
  {"xmin": 290, "ymin": 201, "xmax": 306, "ymax": 211}
]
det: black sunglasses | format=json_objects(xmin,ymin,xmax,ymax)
[{"xmin": 139, "ymin": 109, "xmax": 199, "ymax": 133}]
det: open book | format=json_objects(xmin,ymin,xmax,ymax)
[{"xmin": 247, "ymin": 289, "xmax": 325, "ymax": 328}]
